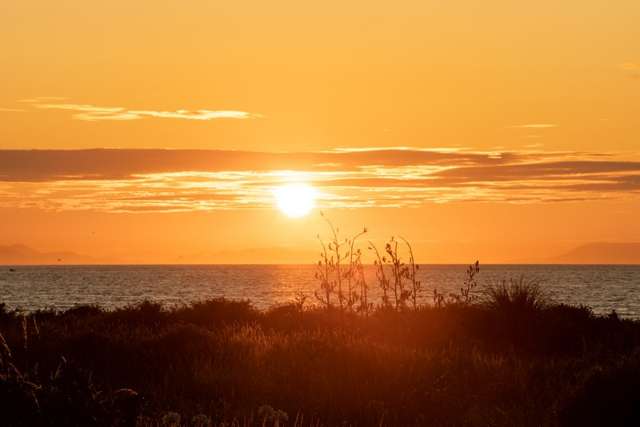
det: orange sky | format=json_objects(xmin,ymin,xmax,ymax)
[{"xmin": 1, "ymin": 1, "xmax": 639, "ymax": 263}]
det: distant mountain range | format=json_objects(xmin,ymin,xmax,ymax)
[
  {"xmin": 1, "ymin": 242, "xmax": 638, "ymax": 265},
  {"xmin": 0, "ymin": 244, "xmax": 98, "ymax": 265},
  {"xmin": 547, "ymin": 242, "xmax": 640, "ymax": 264},
  {"xmin": 185, "ymin": 246, "xmax": 318, "ymax": 264}
]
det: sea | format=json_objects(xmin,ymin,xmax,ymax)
[{"xmin": 0, "ymin": 264, "xmax": 639, "ymax": 318}]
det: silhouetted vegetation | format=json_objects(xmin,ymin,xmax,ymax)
[{"xmin": 1, "ymin": 283, "xmax": 640, "ymax": 426}]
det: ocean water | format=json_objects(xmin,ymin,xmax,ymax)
[{"xmin": 0, "ymin": 264, "xmax": 639, "ymax": 317}]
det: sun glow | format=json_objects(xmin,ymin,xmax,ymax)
[{"xmin": 274, "ymin": 183, "xmax": 317, "ymax": 218}]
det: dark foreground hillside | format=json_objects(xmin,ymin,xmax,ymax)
[{"xmin": 1, "ymin": 288, "xmax": 640, "ymax": 427}]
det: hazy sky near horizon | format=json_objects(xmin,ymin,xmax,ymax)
[{"xmin": 1, "ymin": 1, "xmax": 639, "ymax": 263}]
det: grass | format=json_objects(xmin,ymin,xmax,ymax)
[{"xmin": 1, "ymin": 286, "xmax": 640, "ymax": 426}]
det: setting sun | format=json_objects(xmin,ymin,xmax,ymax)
[{"xmin": 274, "ymin": 183, "xmax": 317, "ymax": 218}]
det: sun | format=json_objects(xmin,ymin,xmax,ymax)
[{"xmin": 274, "ymin": 183, "xmax": 317, "ymax": 218}]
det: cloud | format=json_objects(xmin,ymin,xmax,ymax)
[
  {"xmin": 433, "ymin": 161, "xmax": 640, "ymax": 182},
  {"xmin": 0, "ymin": 108, "xmax": 26, "ymax": 112},
  {"xmin": 13, "ymin": 98, "xmax": 258, "ymax": 122},
  {"xmin": 18, "ymin": 96, "xmax": 67, "ymax": 103},
  {"xmin": 329, "ymin": 146, "xmax": 466, "ymax": 153},
  {"xmin": 0, "ymin": 148, "xmax": 549, "ymax": 181},
  {"xmin": 31, "ymin": 102, "xmax": 258, "ymax": 121},
  {"xmin": 620, "ymin": 62, "xmax": 640, "ymax": 79},
  {"xmin": 620, "ymin": 62, "xmax": 640, "ymax": 71},
  {"xmin": 127, "ymin": 110, "xmax": 257, "ymax": 121},
  {"xmin": 509, "ymin": 124, "xmax": 558, "ymax": 129},
  {"xmin": 0, "ymin": 148, "xmax": 638, "ymax": 212}
]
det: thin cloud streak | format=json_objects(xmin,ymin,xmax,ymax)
[
  {"xmin": 16, "ymin": 99, "xmax": 259, "ymax": 122},
  {"xmin": 34, "ymin": 103, "xmax": 258, "ymax": 122},
  {"xmin": 620, "ymin": 62, "xmax": 640, "ymax": 71},
  {"xmin": 18, "ymin": 97, "xmax": 68, "ymax": 103},
  {"xmin": 509, "ymin": 124, "xmax": 558, "ymax": 129}
]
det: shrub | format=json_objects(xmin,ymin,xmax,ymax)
[{"xmin": 484, "ymin": 277, "xmax": 548, "ymax": 314}]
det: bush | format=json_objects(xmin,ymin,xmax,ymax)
[{"xmin": 484, "ymin": 277, "xmax": 548, "ymax": 313}]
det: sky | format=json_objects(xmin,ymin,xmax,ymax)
[{"xmin": 1, "ymin": 0, "xmax": 639, "ymax": 263}]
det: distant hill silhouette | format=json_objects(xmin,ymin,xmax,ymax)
[
  {"xmin": 0, "ymin": 244, "xmax": 98, "ymax": 265},
  {"xmin": 186, "ymin": 246, "xmax": 318, "ymax": 264},
  {"xmin": 3, "ymin": 242, "xmax": 638, "ymax": 265},
  {"xmin": 549, "ymin": 242, "xmax": 640, "ymax": 264}
]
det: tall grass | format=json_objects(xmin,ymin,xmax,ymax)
[{"xmin": 484, "ymin": 277, "xmax": 548, "ymax": 312}]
